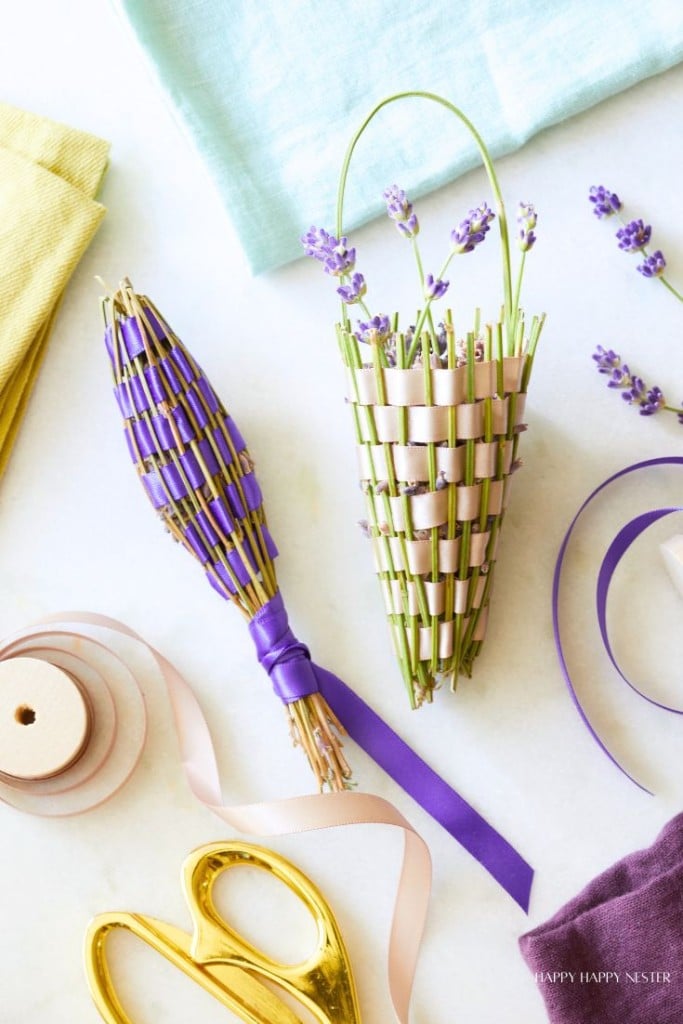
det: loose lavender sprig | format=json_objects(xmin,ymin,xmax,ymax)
[
  {"xmin": 589, "ymin": 185, "xmax": 683, "ymax": 426},
  {"xmin": 588, "ymin": 185, "xmax": 683, "ymax": 302},
  {"xmin": 592, "ymin": 345, "xmax": 682, "ymax": 420}
]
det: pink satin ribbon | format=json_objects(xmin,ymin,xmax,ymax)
[{"xmin": 0, "ymin": 611, "xmax": 430, "ymax": 1023}]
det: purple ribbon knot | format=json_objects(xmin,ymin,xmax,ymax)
[{"xmin": 248, "ymin": 595, "xmax": 319, "ymax": 703}]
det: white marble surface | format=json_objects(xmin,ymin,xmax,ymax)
[{"xmin": 1, "ymin": 3, "xmax": 683, "ymax": 1022}]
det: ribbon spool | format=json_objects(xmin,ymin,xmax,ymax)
[
  {"xmin": 0, "ymin": 658, "xmax": 90, "ymax": 780},
  {"xmin": 0, "ymin": 626, "xmax": 146, "ymax": 816}
]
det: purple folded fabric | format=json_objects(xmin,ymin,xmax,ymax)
[{"xmin": 520, "ymin": 814, "xmax": 683, "ymax": 1023}]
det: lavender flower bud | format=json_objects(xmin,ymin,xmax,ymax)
[
  {"xmin": 468, "ymin": 203, "xmax": 495, "ymax": 233},
  {"xmin": 336, "ymin": 272, "xmax": 367, "ymax": 304},
  {"xmin": 424, "ymin": 273, "xmax": 449, "ymax": 300},
  {"xmin": 301, "ymin": 225, "xmax": 335, "ymax": 261},
  {"xmin": 607, "ymin": 363, "xmax": 629, "ymax": 388},
  {"xmin": 639, "ymin": 386, "xmax": 665, "ymax": 416},
  {"xmin": 616, "ymin": 219, "xmax": 651, "ymax": 252},
  {"xmin": 451, "ymin": 202, "xmax": 495, "ymax": 254},
  {"xmin": 637, "ymin": 250, "xmax": 666, "ymax": 278},
  {"xmin": 355, "ymin": 314, "xmax": 391, "ymax": 345},
  {"xmin": 396, "ymin": 213, "xmax": 420, "ymax": 238},
  {"xmin": 588, "ymin": 185, "xmax": 622, "ymax": 218},
  {"xmin": 300, "ymin": 226, "xmax": 356, "ymax": 276},
  {"xmin": 517, "ymin": 201, "xmax": 537, "ymax": 252},
  {"xmin": 622, "ymin": 376, "xmax": 646, "ymax": 403},
  {"xmin": 383, "ymin": 184, "xmax": 412, "ymax": 221},
  {"xmin": 592, "ymin": 345, "xmax": 621, "ymax": 373},
  {"xmin": 383, "ymin": 185, "xmax": 420, "ymax": 238}
]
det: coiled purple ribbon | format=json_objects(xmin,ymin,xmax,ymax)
[
  {"xmin": 553, "ymin": 455, "xmax": 683, "ymax": 792},
  {"xmin": 249, "ymin": 593, "xmax": 533, "ymax": 911}
]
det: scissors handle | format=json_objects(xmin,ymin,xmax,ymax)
[
  {"xmin": 185, "ymin": 842, "xmax": 361, "ymax": 1024},
  {"xmin": 84, "ymin": 842, "xmax": 361, "ymax": 1024},
  {"xmin": 85, "ymin": 911, "xmax": 305, "ymax": 1024}
]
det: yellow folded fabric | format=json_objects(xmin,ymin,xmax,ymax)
[{"xmin": 0, "ymin": 103, "xmax": 109, "ymax": 478}]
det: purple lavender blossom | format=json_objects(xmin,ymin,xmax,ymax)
[
  {"xmin": 451, "ymin": 202, "xmax": 495, "ymax": 253},
  {"xmin": 616, "ymin": 219, "xmax": 651, "ymax": 252},
  {"xmin": 383, "ymin": 185, "xmax": 420, "ymax": 239},
  {"xmin": 637, "ymin": 250, "xmax": 666, "ymax": 279},
  {"xmin": 355, "ymin": 314, "xmax": 391, "ymax": 344},
  {"xmin": 300, "ymin": 226, "xmax": 356, "ymax": 276},
  {"xmin": 639, "ymin": 387, "xmax": 665, "ymax": 415},
  {"xmin": 621, "ymin": 376, "xmax": 645, "ymax": 402},
  {"xmin": 425, "ymin": 273, "xmax": 449, "ymax": 299},
  {"xmin": 588, "ymin": 186, "xmax": 622, "ymax": 218},
  {"xmin": 592, "ymin": 345, "xmax": 621, "ymax": 373},
  {"xmin": 336, "ymin": 272, "xmax": 367, "ymax": 304},
  {"xmin": 397, "ymin": 213, "xmax": 419, "ymax": 238},
  {"xmin": 517, "ymin": 201, "xmax": 537, "ymax": 252},
  {"xmin": 593, "ymin": 345, "xmax": 667, "ymax": 418},
  {"xmin": 606, "ymin": 364, "xmax": 629, "ymax": 387},
  {"xmin": 383, "ymin": 185, "xmax": 411, "ymax": 220}
]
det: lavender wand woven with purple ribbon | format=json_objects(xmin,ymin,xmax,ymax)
[{"xmin": 103, "ymin": 279, "xmax": 350, "ymax": 791}]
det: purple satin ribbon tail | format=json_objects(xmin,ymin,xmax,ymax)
[
  {"xmin": 249, "ymin": 591, "xmax": 533, "ymax": 912},
  {"xmin": 316, "ymin": 665, "xmax": 533, "ymax": 911}
]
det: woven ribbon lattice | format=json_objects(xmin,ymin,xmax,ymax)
[{"xmin": 343, "ymin": 331, "xmax": 529, "ymax": 704}]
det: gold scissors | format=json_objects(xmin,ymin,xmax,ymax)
[{"xmin": 84, "ymin": 841, "xmax": 361, "ymax": 1024}]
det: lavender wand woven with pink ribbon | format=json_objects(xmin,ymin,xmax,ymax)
[{"xmin": 103, "ymin": 279, "xmax": 351, "ymax": 791}]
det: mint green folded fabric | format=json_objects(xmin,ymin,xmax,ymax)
[{"xmin": 117, "ymin": 0, "xmax": 683, "ymax": 274}]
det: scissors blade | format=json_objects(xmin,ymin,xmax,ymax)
[
  {"xmin": 203, "ymin": 962, "xmax": 305, "ymax": 1024},
  {"xmin": 145, "ymin": 919, "xmax": 306, "ymax": 1024}
]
